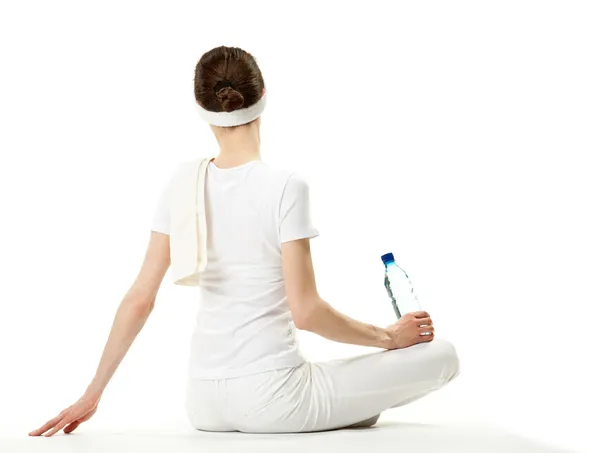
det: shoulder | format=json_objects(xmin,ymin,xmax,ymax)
[
  {"xmin": 283, "ymin": 171, "xmax": 309, "ymax": 188},
  {"xmin": 253, "ymin": 162, "xmax": 309, "ymax": 189},
  {"xmin": 276, "ymin": 170, "xmax": 312, "ymax": 208},
  {"xmin": 168, "ymin": 157, "xmax": 210, "ymax": 186},
  {"xmin": 175, "ymin": 156, "xmax": 209, "ymax": 174},
  {"xmin": 280, "ymin": 173, "xmax": 311, "ymax": 204}
]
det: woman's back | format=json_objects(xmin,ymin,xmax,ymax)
[{"xmin": 152, "ymin": 159, "xmax": 319, "ymax": 379}]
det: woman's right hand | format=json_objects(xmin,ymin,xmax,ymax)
[
  {"xmin": 29, "ymin": 390, "xmax": 101, "ymax": 437},
  {"xmin": 385, "ymin": 311, "xmax": 435, "ymax": 349}
]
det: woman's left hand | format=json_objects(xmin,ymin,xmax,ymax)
[{"xmin": 29, "ymin": 391, "xmax": 100, "ymax": 437}]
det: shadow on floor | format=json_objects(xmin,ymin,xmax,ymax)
[{"xmin": 7, "ymin": 421, "xmax": 577, "ymax": 453}]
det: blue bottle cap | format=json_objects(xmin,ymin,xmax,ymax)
[{"xmin": 381, "ymin": 253, "xmax": 395, "ymax": 264}]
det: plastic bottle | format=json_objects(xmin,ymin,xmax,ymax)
[{"xmin": 381, "ymin": 252, "xmax": 422, "ymax": 319}]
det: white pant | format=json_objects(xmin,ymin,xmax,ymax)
[{"xmin": 185, "ymin": 338, "xmax": 460, "ymax": 433}]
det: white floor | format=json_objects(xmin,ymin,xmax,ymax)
[
  {"xmin": 4, "ymin": 334, "xmax": 597, "ymax": 453},
  {"xmin": 1, "ymin": 421, "xmax": 574, "ymax": 453},
  {"xmin": 3, "ymin": 372, "xmax": 594, "ymax": 453}
]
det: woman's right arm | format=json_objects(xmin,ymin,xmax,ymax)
[
  {"xmin": 281, "ymin": 238, "xmax": 435, "ymax": 349},
  {"xmin": 29, "ymin": 231, "xmax": 171, "ymax": 437}
]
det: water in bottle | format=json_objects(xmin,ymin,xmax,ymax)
[{"xmin": 381, "ymin": 252, "xmax": 422, "ymax": 319}]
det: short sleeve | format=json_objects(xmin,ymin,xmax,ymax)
[
  {"xmin": 279, "ymin": 173, "xmax": 320, "ymax": 243},
  {"xmin": 150, "ymin": 174, "xmax": 171, "ymax": 235}
]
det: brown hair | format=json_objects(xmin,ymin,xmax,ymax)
[{"xmin": 194, "ymin": 46, "xmax": 265, "ymax": 116}]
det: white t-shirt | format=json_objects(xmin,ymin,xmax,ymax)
[{"xmin": 151, "ymin": 160, "xmax": 319, "ymax": 379}]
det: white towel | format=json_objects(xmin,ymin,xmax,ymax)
[{"xmin": 168, "ymin": 156, "xmax": 212, "ymax": 286}]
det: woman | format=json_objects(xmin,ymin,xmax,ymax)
[{"xmin": 29, "ymin": 45, "xmax": 459, "ymax": 437}]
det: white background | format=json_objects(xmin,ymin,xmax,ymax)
[{"xmin": 0, "ymin": 1, "xmax": 598, "ymax": 452}]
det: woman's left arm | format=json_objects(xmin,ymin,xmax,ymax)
[{"xmin": 29, "ymin": 231, "xmax": 171, "ymax": 437}]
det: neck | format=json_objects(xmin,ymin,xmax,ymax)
[{"xmin": 210, "ymin": 121, "xmax": 261, "ymax": 168}]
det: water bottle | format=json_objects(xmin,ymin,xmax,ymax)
[{"xmin": 381, "ymin": 252, "xmax": 422, "ymax": 319}]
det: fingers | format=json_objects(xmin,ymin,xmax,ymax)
[
  {"xmin": 64, "ymin": 406, "xmax": 96, "ymax": 434},
  {"xmin": 29, "ymin": 412, "xmax": 65, "ymax": 436},
  {"xmin": 44, "ymin": 416, "xmax": 72, "ymax": 437},
  {"xmin": 418, "ymin": 331, "xmax": 435, "ymax": 342},
  {"xmin": 64, "ymin": 408, "xmax": 96, "ymax": 434},
  {"xmin": 63, "ymin": 420, "xmax": 80, "ymax": 434},
  {"xmin": 416, "ymin": 317, "xmax": 432, "ymax": 327},
  {"xmin": 419, "ymin": 324, "xmax": 435, "ymax": 333},
  {"xmin": 411, "ymin": 311, "xmax": 430, "ymax": 319}
]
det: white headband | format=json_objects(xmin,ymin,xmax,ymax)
[{"xmin": 195, "ymin": 91, "xmax": 267, "ymax": 127}]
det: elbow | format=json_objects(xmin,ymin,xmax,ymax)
[
  {"xmin": 124, "ymin": 285, "xmax": 156, "ymax": 315},
  {"xmin": 291, "ymin": 297, "xmax": 322, "ymax": 331},
  {"xmin": 125, "ymin": 296, "xmax": 155, "ymax": 316},
  {"xmin": 293, "ymin": 313, "xmax": 311, "ymax": 331}
]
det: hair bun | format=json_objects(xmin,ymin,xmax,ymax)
[{"xmin": 216, "ymin": 86, "xmax": 245, "ymax": 112}]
